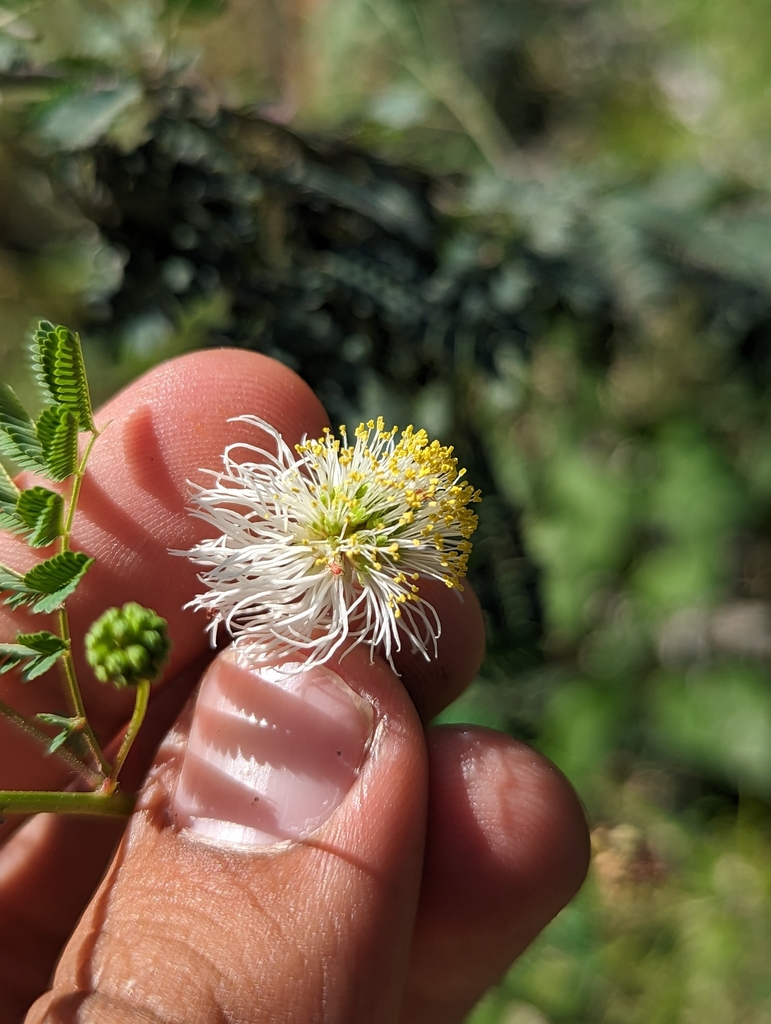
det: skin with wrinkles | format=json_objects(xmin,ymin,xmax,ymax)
[{"xmin": 0, "ymin": 350, "xmax": 589, "ymax": 1024}]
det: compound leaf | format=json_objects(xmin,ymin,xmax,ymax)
[
  {"xmin": 17, "ymin": 630, "xmax": 67, "ymax": 654},
  {"xmin": 16, "ymin": 486, "xmax": 63, "ymax": 548},
  {"xmin": 54, "ymin": 325, "xmax": 95, "ymax": 431},
  {"xmin": 36, "ymin": 405, "xmax": 78, "ymax": 481},
  {"xmin": 22, "ymin": 551, "xmax": 94, "ymax": 613},
  {"xmin": 17, "ymin": 630, "xmax": 67, "ymax": 679},
  {"xmin": 0, "ymin": 630, "xmax": 66, "ymax": 680},
  {"xmin": 0, "ymin": 384, "xmax": 46, "ymax": 473},
  {"xmin": 31, "ymin": 322, "xmax": 94, "ymax": 432}
]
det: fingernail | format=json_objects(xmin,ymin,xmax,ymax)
[{"xmin": 173, "ymin": 651, "xmax": 374, "ymax": 847}]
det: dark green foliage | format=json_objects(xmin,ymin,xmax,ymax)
[
  {"xmin": 40, "ymin": 89, "xmax": 771, "ymax": 681},
  {"xmin": 29, "ymin": 81, "xmax": 771, "ymax": 685},
  {"xmin": 33, "ymin": 75, "xmax": 771, "ymax": 1022},
  {"xmin": 0, "ymin": 631, "xmax": 66, "ymax": 681},
  {"xmin": 163, "ymin": 0, "xmax": 226, "ymax": 14},
  {"xmin": 5, "ymin": 2, "xmax": 771, "ymax": 1015},
  {"xmin": 85, "ymin": 602, "xmax": 171, "ymax": 688},
  {"xmin": 47, "ymin": 95, "xmax": 540, "ymax": 664}
]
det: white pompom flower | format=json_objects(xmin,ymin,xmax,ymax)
[{"xmin": 181, "ymin": 416, "xmax": 481, "ymax": 671}]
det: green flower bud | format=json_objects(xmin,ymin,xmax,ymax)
[{"xmin": 85, "ymin": 603, "xmax": 171, "ymax": 689}]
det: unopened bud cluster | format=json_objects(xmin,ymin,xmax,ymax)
[{"xmin": 85, "ymin": 602, "xmax": 170, "ymax": 689}]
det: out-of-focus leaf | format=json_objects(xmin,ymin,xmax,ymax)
[
  {"xmin": 163, "ymin": 0, "xmax": 226, "ymax": 16},
  {"xmin": 652, "ymin": 664, "xmax": 771, "ymax": 797},
  {"xmin": 35, "ymin": 82, "xmax": 142, "ymax": 151}
]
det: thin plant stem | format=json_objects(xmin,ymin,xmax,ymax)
[
  {"xmin": 53, "ymin": 425, "xmax": 111, "ymax": 778},
  {"xmin": 0, "ymin": 697, "xmax": 101, "ymax": 786},
  {"xmin": 106, "ymin": 678, "xmax": 150, "ymax": 791},
  {"xmin": 0, "ymin": 788, "xmax": 134, "ymax": 817},
  {"xmin": 56, "ymin": 604, "xmax": 111, "ymax": 777},
  {"xmin": 63, "ymin": 428, "xmax": 99, "ymax": 538}
]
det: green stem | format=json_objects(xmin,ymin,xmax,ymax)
[
  {"xmin": 107, "ymin": 678, "xmax": 150, "ymax": 789},
  {"xmin": 56, "ymin": 604, "xmax": 111, "ymax": 777},
  {"xmin": 0, "ymin": 697, "xmax": 101, "ymax": 786},
  {"xmin": 0, "ymin": 788, "xmax": 134, "ymax": 817},
  {"xmin": 63, "ymin": 428, "xmax": 99, "ymax": 539},
  {"xmin": 52, "ymin": 426, "xmax": 111, "ymax": 778}
]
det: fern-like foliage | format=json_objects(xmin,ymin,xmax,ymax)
[
  {"xmin": 0, "ymin": 384, "xmax": 46, "ymax": 473},
  {"xmin": 31, "ymin": 321, "xmax": 59, "ymax": 405},
  {"xmin": 31, "ymin": 321, "xmax": 95, "ymax": 432},
  {"xmin": 36, "ymin": 405, "xmax": 79, "ymax": 481},
  {"xmin": 0, "ymin": 478, "xmax": 64, "ymax": 547},
  {"xmin": 0, "ymin": 552, "xmax": 94, "ymax": 613},
  {"xmin": 23, "ymin": 552, "xmax": 94, "ymax": 613}
]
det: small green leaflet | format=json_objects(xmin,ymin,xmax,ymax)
[
  {"xmin": 15, "ymin": 487, "xmax": 63, "ymax": 548},
  {"xmin": 32, "ymin": 321, "xmax": 95, "ymax": 432},
  {"xmin": 36, "ymin": 405, "xmax": 79, "ymax": 481},
  {"xmin": 36, "ymin": 712, "xmax": 82, "ymax": 753},
  {"xmin": 0, "ymin": 464, "xmax": 21, "ymax": 533},
  {"xmin": 0, "ymin": 564, "xmax": 24, "ymax": 603},
  {"xmin": 0, "ymin": 552, "xmax": 94, "ymax": 613},
  {"xmin": 0, "ymin": 631, "xmax": 67, "ymax": 681},
  {"xmin": 31, "ymin": 321, "xmax": 58, "ymax": 405},
  {"xmin": 0, "ymin": 384, "xmax": 46, "ymax": 473},
  {"xmin": 0, "ymin": 479, "xmax": 63, "ymax": 547}
]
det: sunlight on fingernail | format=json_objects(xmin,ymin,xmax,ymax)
[{"xmin": 173, "ymin": 651, "xmax": 374, "ymax": 848}]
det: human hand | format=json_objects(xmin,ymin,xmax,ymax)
[{"xmin": 0, "ymin": 350, "xmax": 589, "ymax": 1024}]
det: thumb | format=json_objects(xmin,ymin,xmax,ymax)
[{"xmin": 27, "ymin": 647, "xmax": 429, "ymax": 1024}]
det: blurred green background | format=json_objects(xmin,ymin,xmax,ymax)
[{"xmin": 4, "ymin": 0, "xmax": 771, "ymax": 1020}]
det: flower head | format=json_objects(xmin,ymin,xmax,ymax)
[
  {"xmin": 182, "ymin": 416, "xmax": 481, "ymax": 670},
  {"xmin": 85, "ymin": 603, "xmax": 171, "ymax": 689}
]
